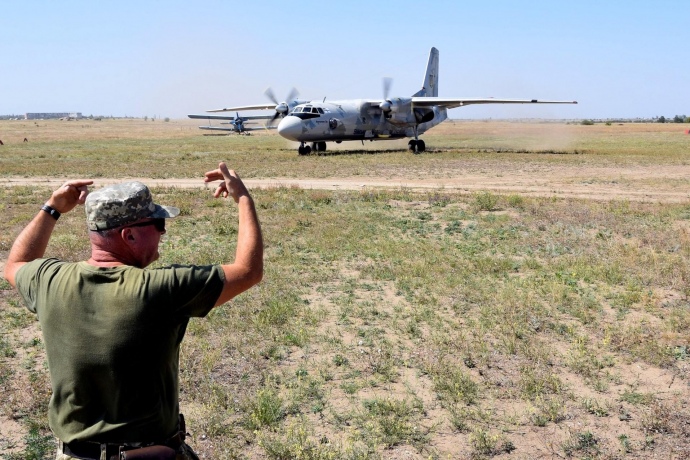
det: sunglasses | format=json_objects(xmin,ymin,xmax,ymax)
[{"xmin": 122, "ymin": 218, "xmax": 166, "ymax": 233}]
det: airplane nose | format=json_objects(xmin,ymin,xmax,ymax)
[{"xmin": 277, "ymin": 116, "xmax": 302, "ymax": 141}]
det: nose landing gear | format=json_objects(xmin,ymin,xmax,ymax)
[
  {"xmin": 298, "ymin": 141, "xmax": 327, "ymax": 155},
  {"xmin": 311, "ymin": 141, "xmax": 327, "ymax": 153},
  {"xmin": 298, "ymin": 142, "xmax": 312, "ymax": 156}
]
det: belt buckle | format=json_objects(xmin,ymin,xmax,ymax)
[{"xmin": 103, "ymin": 443, "xmax": 120, "ymax": 460}]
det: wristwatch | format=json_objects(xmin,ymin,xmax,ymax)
[{"xmin": 41, "ymin": 204, "xmax": 61, "ymax": 220}]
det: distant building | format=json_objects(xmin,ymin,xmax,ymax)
[{"xmin": 25, "ymin": 112, "xmax": 82, "ymax": 120}]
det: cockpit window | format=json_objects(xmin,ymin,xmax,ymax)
[
  {"xmin": 293, "ymin": 107, "xmax": 302, "ymax": 113},
  {"xmin": 317, "ymin": 108, "xmax": 324, "ymax": 114},
  {"xmin": 304, "ymin": 106, "xmax": 312, "ymax": 111}
]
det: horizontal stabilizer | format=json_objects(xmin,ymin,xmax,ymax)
[{"xmin": 198, "ymin": 126, "xmax": 236, "ymax": 131}]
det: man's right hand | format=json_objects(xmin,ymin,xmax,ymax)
[
  {"xmin": 204, "ymin": 162, "xmax": 251, "ymax": 203},
  {"xmin": 46, "ymin": 180, "xmax": 93, "ymax": 213}
]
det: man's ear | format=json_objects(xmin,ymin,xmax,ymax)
[{"xmin": 121, "ymin": 228, "xmax": 135, "ymax": 242}]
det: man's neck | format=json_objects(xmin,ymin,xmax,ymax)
[
  {"xmin": 87, "ymin": 248, "xmax": 135, "ymax": 267},
  {"xmin": 86, "ymin": 257, "xmax": 127, "ymax": 267}
]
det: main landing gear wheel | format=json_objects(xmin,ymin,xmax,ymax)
[
  {"xmin": 298, "ymin": 144, "xmax": 312, "ymax": 156},
  {"xmin": 311, "ymin": 141, "xmax": 327, "ymax": 154},
  {"xmin": 408, "ymin": 139, "xmax": 426, "ymax": 154}
]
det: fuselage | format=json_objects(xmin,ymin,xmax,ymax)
[{"xmin": 277, "ymin": 100, "xmax": 448, "ymax": 143}]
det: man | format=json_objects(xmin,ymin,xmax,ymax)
[{"xmin": 3, "ymin": 162, "xmax": 263, "ymax": 460}]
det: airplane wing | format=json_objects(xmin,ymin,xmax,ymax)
[
  {"xmin": 197, "ymin": 125, "xmax": 275, "ymax": 132},
  {"xmin": 411, "ymin": 97, "xmax": 578, "ymax": 109},
  {"xmin": 206, "ymin": 104, "xmax": 277, "ymax": 112},
  {"xmin": 188, "ymin": 114, "xmax": 275, "ymax": 121}
]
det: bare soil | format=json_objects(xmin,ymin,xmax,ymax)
[{"xmin": 3, "ymin": 162, "xmax": 690, "ymax": 203}]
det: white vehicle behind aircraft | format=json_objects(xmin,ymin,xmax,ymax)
[{"xmin": 205, "ymin": 48, "xmax": 577, "ymax": 155}]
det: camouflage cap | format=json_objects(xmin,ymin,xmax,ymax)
[{"xmin": 85, "ymin": 181, "xmax": 180, "ymax": 231}]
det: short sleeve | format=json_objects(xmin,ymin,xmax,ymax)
[
  {"xmin": 143, "ymin": 264, "xmax": 225, "ymax": 318},
  {"xmin": 14, "ymin": 258, "xmax": 63, "ymax": 314}
]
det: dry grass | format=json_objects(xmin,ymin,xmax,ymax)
[
  {"xmin": 2, "ymin": 120, "xmax": 690, "ymax": 459},
  {"xmin": 1, "ymin": 118, "xmax": 690, "ymax": 180}
]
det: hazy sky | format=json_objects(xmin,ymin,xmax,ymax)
[{"xmin": 2, "ymin": 1, "xmax": 687, "ymax": 120}]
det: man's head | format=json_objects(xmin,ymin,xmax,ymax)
[
  {"xmin": 85, "ymin": 181, "xmax": 179, "ymax": 231},
  {"xmin": 85, "ymin": 182, "xmax": 179, "ymax": 267}
]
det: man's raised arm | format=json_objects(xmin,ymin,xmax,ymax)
[
  {"xmin": 204, "ymin": 162, "xmax": 264, "ymax": 306},
  {"xmin": 3, "ymin": 180, "xmax": 92, "ymax": 287}
]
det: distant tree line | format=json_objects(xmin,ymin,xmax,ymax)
[
  {"xmin": 656, "ymin": 115, "xmax": 690, "ymax": 123},
  {"xmin": 575, "ymin": 116, "xmax": 690, "ymax": 125},
  {"xmin": 0, "ymin": 115, "xmax": 171, "ymax": 121}
]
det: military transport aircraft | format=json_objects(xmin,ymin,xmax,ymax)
[
  {"xmin": 203, "ymin": 47, "xmax": 577, "ymax": 155},
  {"xmin": 187, "ymin": 113, "xmax": 275, "ymax": 135}
]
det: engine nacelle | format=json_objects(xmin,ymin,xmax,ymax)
[
  {"xmin": 388, "ymin": 97, "xmax": 412, "ymax": 123},
  {"xmin": 414, "ymin": 108, "xmax": 435, "ymax": 124},
  {"xmin": 385, "ymin": 97, "xmax": 413, "ymax": 124}
]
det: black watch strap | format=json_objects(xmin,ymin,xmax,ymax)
[{"xmin": 41, "ymin": 205, "xmax": 61, "ymax": 220}]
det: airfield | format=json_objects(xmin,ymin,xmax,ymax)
[
  {"xmin": 2, "ymin": 118, "xmax": 690, "ymax": 458},
  {"xmin": 1, "ymin": 118, "xmax": 689, "ymax": 202}
]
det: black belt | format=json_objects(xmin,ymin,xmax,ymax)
[
  {"xmin": 63, "ymin": 440, "xmax": 122, "ymax": 460},
  {"xmin": 62, "ymin": 433, "xmax": 183, "ymax": 460},
  {"xmin": 61, "ymin": 414, "xmax": 186, "ymax": 460}
]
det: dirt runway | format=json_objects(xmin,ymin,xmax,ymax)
[{"xmin": 2, "ymin": 164, "xmax": 690, "ymax": 203}]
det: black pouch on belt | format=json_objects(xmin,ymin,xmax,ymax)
[{"xmin": 120, "ymin": 445, "xmax": 177, "ymax": 460}]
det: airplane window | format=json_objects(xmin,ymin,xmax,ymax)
[
  {"xmin": 293, "ymin": 107, "xmax": 302, "ymax": 113},
  {"xmin": 317, "ymin": 108, "xmax": 324, "ymax": 114},
  {"xmin": 311, "ymin": 107, "xmax": 319, "ymax": 113},
  {"xmin": 304, "ymin": 106, "xmax": 312, "ymax": 111}
]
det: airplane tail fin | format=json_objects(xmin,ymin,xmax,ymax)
[{"xmin": 412, "ymin": 47, "xmax": 439, "ymax": 97}]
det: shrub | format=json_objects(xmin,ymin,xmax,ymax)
[{"xmin": 474, "ymin": 191, "xmax": 499, "ymax": 212}]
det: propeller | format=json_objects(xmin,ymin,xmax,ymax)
[
  {"xmin": 378, "ymin": 77, "xmax": 394, "ymax": 128},
  {"xmin": 234, "ymin": 112, "xmax": 244, "ymax": 132},
  {"xmin": 265, "ymin": 87, "xmax": 299, "ymax": 126},
  {"xmin": 379, "ymin": 77, "xmax": 393, "ymax": 115}
]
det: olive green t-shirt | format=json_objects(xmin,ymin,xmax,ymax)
[{"xmin": 15, "ymin": 258, "xmax": 225, "ymax": 443}]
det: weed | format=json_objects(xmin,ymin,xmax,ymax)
[
  {"xmin": 246, "ymin": 388, "xmax": 285, "ymax": 430},
  {"xmin": 432, "ymin": 366, "xmax": 479, "ymax": 406},
  {"xmin": 519, "ymin": 365, "xmax": 564, "ymax": 401},
  {"xmin": 582, "ymin": 397, "xmax": 610, "ymax": 417},
  {"xmin": 473, "ymin": 191, "xmax": 500, "ymax": 212},
  {"xmin": 530, "ymin": 396, "xmax": 567, "ymax": 426},
  {"xmin": 359, "ymin": 398, "xmax": 429, "ymax": 450},
  {"xmin": 3, "ymin": 422, "xmax": 54, "ymax": 460},
  {"xmin": 258, "ymin": 418, "xmax": 344, "ymax": 460},
  {"xmin": 563, "ymin": 431, "xmax": 599, "ymax": 457},
  {"xmin": 333, "ymin": 354, "xmax": 349, "ymax": 367},
  {"xmin": 507, "ymin": 194, "xmax": 525, "ymax": 209},
  {"xmin": 640, "ymin": 400, "xmax": 672, "ymax": 434},
  {"xmin": 469, "ymin": 428, "xmax": 514, "ymax": 458}
]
